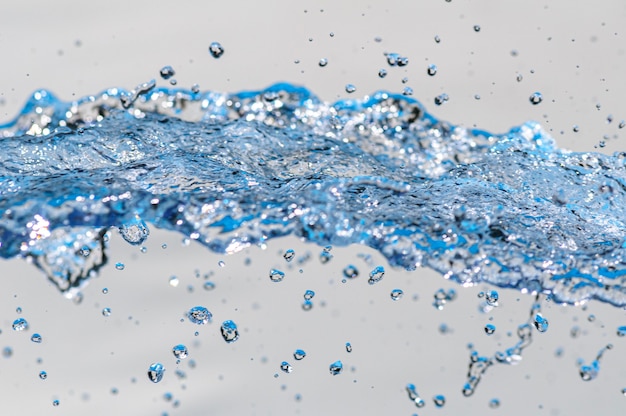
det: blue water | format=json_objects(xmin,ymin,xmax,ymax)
[{"xmin": 1, "ymin": 82, "xmax": 626, "ymax": 306}]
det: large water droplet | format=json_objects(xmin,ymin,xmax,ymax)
[
  {"xmin": 269, "ymin": 269, "xmax": 285, "ymax": 282},
  {"xmin": 119, "ymin": 217, "xmax": 150, "ymax": 245},
  {"xmin": 533, "ymin": 313, "xmax": 549, "ymax": 332},
  {"xmin": 172, "ymin": 344, "xmax": 188, "ymax": 360},
  {"xmin": 12, "ymin": 318, "xmax": 28, "ymax": 331},
  {"xmin": 329, "ymin": 360, "xmax": 343, "ymax": 375},
  {"xmin": 529, "ymin": 92, "xmax": 543, "ymax": 105},
  {"xmin": 147, "ymin": 362, "xmax": 165, "ymax": 383},
  {"xmin": 187, "ymin": 306, "xmax": 212, "ymax": 325},
  {"xmin": 220, "ymin": 320, "xmax": 239, "ymax": 343},
  {"xmin": 368, "ymin": 265, "xmax": 385, "ymax": 285},
  {"xmin": 39, "ymin": 370, "xmax": 47, "ymax": 380},
  {"xmin": 209, "ymin": 42, "xmax": 224, "ymax": 58}
]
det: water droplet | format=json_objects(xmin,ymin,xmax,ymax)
[
  {"xmin": 433, "ymin": 394, "xmax": 446, "ymax": 407},
  {"xmin": 529, "ymin": 92, "xmax": 543, "ymax": 105},
  {"xmin": 12, "ymin": 317, "xmax": 28, "ymax": 331},
  {"xmin": 218, "ymin": 260, "xmax": 225, "ymax": 268},
  {"xmin": 161, "ymin": 243, "xmax": 168, "ymax": 249},
  {"xmin": 345, "ymin": 342, "xmax": 352, "ymax": 353},
  {"xmin": 621, "ymin": 387, "xmax": 626, "ymax": 396},
  {"xmin": 619, "ymin": 120, "xmax": 625, "ymax": 129},
  {"xmin": 402, "ymin": 87, "xmax": 413, "ymax": 96},
  {"xmin": 220, "ymin": 320, "xmax": 239, "ymax": 343},
  {"xmin": 269, "ymin": 269, "xmax": 285, "ymax": 282},
  {"xmin": 573, "ymin": 125, "xmax": 580, "ymax": 132},
  {"xmin": 172, "ymin": 344, "xmax": 188, "ymax": 360},
  {"xmin": 474, "ymin": 24, "xmax": 481, "ymax": 32},
  {"xmin": 39, "ymin": 370, "xmax": 47, "ymax": 380},
  {"xmin": 319, "ymin": 250, "xmax": 333, "ymax": 264},
  {"xmin": 318, "ymin": 58, "xmax": 328, "ymax": 67},
  {"xmin": 209, "ymin": 42, "xmax": 224, "ymax": 58},
  {"xmin": 474, "ymin": 94, "xmax": 481, "ymax": 100},
  {"xmin": 102, "ymin": 288, "xmax": 108, "ymax": 294},
  {"xmin": 434, "ymin": 35, "xmax": 441, "ymax": 43},
  {"xmin": 485, "ymin": 290, "xmax": 499, "ymax": 307},
  {"xmin": 304, "ymin": 290, "xmax": 315, "ymax": 300},
  {"xmin": 484, "ymin": 323, "xmax": 496, "ymax": 335},
  {"xmin": 52, "ymin": 399, "xmax": 60, "ymax": 407},
  {"xmin": 516, "ymin": 73, "xmax": 524, "ymax": 82},
  {"xmin": 294, "ymin": 349, "xmax": 306, "ymax": 360},
  {"xmin": 203, "ymin": 281, "xmax": 216, "ymax": 291},
  {"xmin": 159, "ymin": 65, "xmax": 175, "ymax": 80},
  {"xmin": 434, "ymin": 93, "xmax": 449, "ymax": 106},
  {"xmin": 489, "ymin": 398, "xmax": 501, "ymax": 408},
  {"xmin": 433, "ymin": 288, "xmax": 458, "ymax": 309},
  {"xmin": 102, "ymin": 307, "xmax": 111, "ymax": 317},
  {"xmin": 31, "ymin": 333, "xmax": 42, "ymax": 343},
  {"xmin": 280, "ymin": 361, "xmax": 293, "ymax": 373},
  {"xmin": 343, "ymin": 265, "xmax": 359, "ymax": 279},
  {"xmin": 533, "ymin": 313, "xmax": 549, "ymax": 332},
  {"xmin": 191, "ymin": 83, "xmax": 200, "ymax": 94},
  {"xmin": 115, "ymin": 262, "xmax": 125, "ymax": 271},
  {"xmin": 390, "ymin": 289, "xmax": 404, "ymax": 301},
  {"xmin": 378, "ymin": 69, "xmax": 387, "ymax": 78},
  {"xmin": 16, "ymin": 307, "xmax": 22, "ymax": 314},
  {"xmin": 329, "ymin": 360, "xmax": 343, "ymax": 375},
  {"xmin": 187, "ymin": 306, "xmax": 212, "ymax": 325},
  {"xmin": 119, "ymin": 218, "xmax": 150, "ymax": 245},
  {"xmin": 283, "ymin": 249, "xmax": 295, "ymax": 262},
  {"xmin": 427, "ymin": 64, "xmax": 438, "ymax": 76},
  {"xmin": 302, "ymin": 300, "xmax": 313, "ymax": 311},
  {"xmin": 3, "ymin": 347, "xmax": 12, "ymax": 358},
  {"xmin": 329, "ymin": 32, "xmax": 335, "ymax": 37},
  {"xmin": 368, "ymin": 265, "xmax": 385, "ymax": 285},
  {"xmin": 345, "ymin": 84, "xmax": 356, "ymax": 94},
  {"xmin": 588, "ymin": 314, "xmax": 596, "ymax": 322},
  {"xmin": 169, "ymin": 276, "xmax": 180, "ymax": 287},
  {"xmin": 147, "ymin": 362, "xmax": 165, "ymax": 383},
  {"xmin": 406, "ymin": 384, "xmax": 426, "ymax": 408},
  {"xmin": 617, "ymin": 326, "xmax": 626, "ymax": 337}
]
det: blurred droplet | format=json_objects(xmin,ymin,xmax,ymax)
[
  {"xmin": 209, "ymin": 42, "xmax": 224, "ymax": 58},
  {"xmin": 283, "ymin": 249, "xmax": 295, "ymax": 262},
  {"xmin": 390, "ymin": 289, "xmax": 404, "ymax": 301},
  {"xmin": 368, "ymin": 266, "xmax": 385, "ymax": 285},
  {"xmin": 159, "ymin": 66, "xmax": 176, "ymax": 80},
  {"xmin": 147, "ymin": 363, "xmax": 165, "ymax": 383},
  {"xmin": 187, "ymin": 306, "xmax": 212, "ymax": 325},
  {"xmin": 318, "ymin": 58, "xmax": 328, "ymax": 67},
  {"xmin": 345, "ymin": 84, "xmax": 356, "ymax": 94},
  {"xmin": 427, "ymin": 64, "xmax": 438, "ymax": 76},
  {"xmin": 270, "ymin": 269, "xmax": 285, "ymax": 282}
]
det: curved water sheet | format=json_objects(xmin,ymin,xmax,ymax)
[{"xmin": 1, "ymin": 82, "xmax": 626, "ymax": 306}]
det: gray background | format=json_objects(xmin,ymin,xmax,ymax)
[{"xmin": 0, "ymin": 1, "xmax": 625, "ymax": 415}]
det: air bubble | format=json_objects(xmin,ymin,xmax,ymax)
[
  {"xmin": 529, "ymin": 92, "xmax": 543, "ymax": 105},
  {"xmin": 269, "ymin": 269, "xmax": 285, "ymax": 282},
  {"xmin": 345, "ymin": 84, "xmax": 356, "ymax": 94},
  {"xmin": 187, "ymin": 306, "xmax": 212, "ymax": 325},
  {"xmin": 220, "ymin": 320, "xmax": 239, "ymax": 343},
  {"xmin": 390, "ymin": 289, "xmax": 404, "ymax": 301},
  {"xmin": 147, "ymin": 362, "xmax": 165, "ymax": 383},
  {"xmin": 172, "ymin": 344, "xmax": 188, "ymax": 360},
  {"xmin": 283, "ymin": 249, "xmax": 295, "ymax": 262},
  {"xmin": 427, "ymin": 64, "xmax": 438, "ymax": 76},
  {"xmin": 368, "ymin": 265, "xmax": 385, "ymax": 285},
  {"xmin": 12, "ymin": 318, "xmax": 28, "ymax": 331},
  {"xmin": 209, "ymin": 42, "xmax": 224, "ymax": 58},
  {"xmin": 329, "ymin": 360, "xmax": 343, "ymax": 375},
  {"xmin": 159, "ymin": 66, "xmax": 176, "ymax": 80}
]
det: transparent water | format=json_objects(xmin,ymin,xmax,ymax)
[{"xmin": 0, "ymin": 83, "xmax": 625, "ymax": 414}]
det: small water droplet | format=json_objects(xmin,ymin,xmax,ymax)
[
  {"xmin": 203, "ymin": 281, "xmax": 216, "ymax": 291},
  {"xmin": 39, "ymin": 370, "xmax": 47, "ymax": 380},
  {"xmin": 304, "ymin": 290, "xmax": 315, "ymax": 300},
  {"xmin": 31, "ymin": 333, "xmax": 42, "ymax": 343},
  {"xmin": 172, "ymin": 344, "xmax": 188, "ymax": 360},
  {"xmin": 329, "ymin": 32, "xmax": 334, "ymax": 37},
  {"xmin": 573, "ymin": 125, "xmax": 580, "ymax": 132},
  {"xmin": 115, "ymin": 262, "xmax": 125, "ymax": 271},
  {"xmin": 368, "ymin": 266, "xmax": 385, "ymax": 285},
  {"xmin": 52, "ymin": 399, "xmax": 60, "ymax": 407},
  {"xmin": 474, "ymin": 94, "xmax": 481, "ymax": 100},
  {"xmin": 12, "ymin": 318, "xmax": 28, "ymax": 331},
  {"xmin": 16, "ymin": 307, "xmax": 22, "ymax": 314},
  {"xmin": 489, "ymin": 398, "xmax": 501, "ymax": 408},
  {"xmin": 147, "ymin": 362, "xmax": 165, "ymax": 383},
  {"xmin": 390, "ymin": 289, "xmax": 404, "ymax": 301},
  {"xmin": 516, "ymin": 73, "xmax": 523, "ymax": 82},
  {"xmin": 329, "ymin": 360, "xmax": 343, "ymax": 375},
  {"xmin": 218, "ymin": 260, "xmax": 225, "ymax": 268},
  {"xmin": 319, "ymin": 250, "xmax": 333, "ymax": 264},
  {"xmin": 161, "ymin": 243, "xmax": 168, "ymax": 249},
  {"xmin": 169, "ymin": 275, "xmax": 180, "ymax": 287},
  {"xmin": 102, "ymin": 307, "xmax": 111, "ymax": 317},
  {"xmin": 529, "ymin": 92, "xmax": 543, "ymax": 105},
  {"xmin": 294, "ymin": 349, "xmax": 306, "ymax": 360},
  {"xmin": 283, "ymin": 249, "xmax": 295, "ymax": 262},
  {"xmin": 191, "ymin": 84, "xmax": 200, "ymax": 94},
  {"xmin": 269, "ymin": 269, "xmax": 285, "ymax": 282},
  {"xmin": 433, "ymin": 394, "xmax": 446, "ymax": 407},
  {"xmin": 617, "ymin": 326, "xmax": 626, "ymax": 337},
  {"xmin": 484, "ymin": 323, "xmax": 496, "ymax": 335},
  {"xmin": 378, "ymin": 68, "xmax": 387, "ymax": 78},
  {"xmin": 209, "ymin": 42, "xmax": 224, "ymax": 58},
  {"xmin": 474, "ymin": 24, "xmax": 481, "ymax": 32},
  {"xmin": 159, "ymin": 65, "xmax": 176, "ymax": 80},
  {"xmin": 434, "ymin": 35, "xmax": 441, "ymax": 43},
  {"xmin": 406, "ymin": 384, "xmax": 426, "ymax": 408},
  {"xmin": 434, "ymin": 93, "xmax": 449, "ymax": 106},
  {"xmin": 102, "ymin": 288, "xmax": 109, "ymax": 294},
  {"xmin": 2, "ymin": 346, "xmax": 12, "ymax": 358},
  {"xmin": 280, "ymin": 361, "xmax": 293, "ymax": 373},
  {"xmin": 427, "ymin": 64, "xmax": 438, "ymax": 76},
  {"xmin": 302, "ymin": 300, "xmax": 313, "ymax": 311},
  {"xmin": 619, "ymin": 120, "xmax": 625, "ymax": 129},
  {"xmin": 533, "ymin": 313, "xmax": 549, "ymax": 332},
  {"xmin": 485, "ymin": 290, "xmax": 499, "ymax": 307},
  {"xmin": 402, "ymin": 87, "xmax": 413, "ymax": 96},
  {"xmin": 588, "ymin": 314, "xmax": 596, "ymax": 322},
  {"xmin": 345, "ymin": 84, "xmax": 356, "ymax": 94},
  {"xmin": 343, "ymin": 265, "xmax": 359, "ymax": 279},
  {"xmin": 345, "ymin": 342, "xmax": 352, "ymax": 353},
  {"xmin": 318, "ymin": 58, "xmax": 328, "ymax": 67},
  {"xmin": 187, "ymin": 306, "xmax": 212, "ymax": 325},
  {"xmin": 220, "ymin": 320, "xmax": 239, "ymax": 343}
]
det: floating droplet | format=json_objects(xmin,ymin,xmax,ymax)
[
  {"xmin": 489, "ymin": 398, "xmax": 501, "ymax": 408},
  {"xmin": 434, "ymin": 93, "xmax": 449, "ymax": 106},
  {"xmin": 617, "ymin": 326, "xmax": 626, "ymax": 337},
  {"xmin": 302, "ymin": 300, "xmax": 313, "ymax": 311},
  {"xmin": 2, "ymin": 347, "xmax": 12, "ymax": 358},
  {"xmin": 283, "ymin": 249, "xmax": 295, "ymax": 262},
  {"xmin": 209, "ymin": 42, "xmax": 224, "ymax": 58},
  {"xmin": 31, "ymin": 333, "xmax": 42, "ymax": 343},
  {"xmin": 187, "ymin": 306, "xmax": 212, "ymax": 325},
  {"xmin": 378, "ymin": 68, "xmax": 387, "ymax": 78},
  {"xmin": 485, "ymin": 290, "xmax": 499, "ymax": 307},
  {"xmin": 484, "ymin": 324, "xmax": 496, "ymax": 335},
  {"xmin": 368, "ymin": 266, "xmax": 385, "ymax": 285},
  {"xmin": 433, "ymin": 394, "xmax": 446, "ymax": 407},
  {"xmin": 474, "ymin": 24, "xmax": 481, "ymax": 32},
  {"xmin": 345, "ymin": 342, "xmax": 352, "ymax": 353},
  {"xmin": 345, "ymin": 84, "xmax": 356, "ymax": 94},
  {"xmin": 573, "ymin": 125, "xmax": 580, "ymax": 132},
  {"xmin": 390, "ymin": 289, "xmax": 404, "ymax": 301},
  {"xmin": 172, "ymin": 344, "xmax": 188, "ymax": 360},
  {"xmin": 280, "ymin": 361, "xmax": 293, "ymax": 373},
  {"xmin": 329, "ymin": 360, "xmax": 343, "ymax": 375},
  {"xmin": 102, "ymin": 308, "xmax": 111, "ymax": 317},
  {"xmin": 12, "ymin": 318, "xmax": 28, "ymax": 331},
  {"xmin": 343, "ymin": 265, "xmax": 359, "ymax": 279},
  {"xmin": 533, "ymin": 313, "xmax": 549, "ymax": 332},
  {"xmin": 402, "ymin": 87, "xmax": 413, "ymax": 96},
  {"xmin": 52, "ymin": 400, "xmax": 59, "ymax": 407},
  {"xmin": 39, "ymin": 370, "xmax": 47, "ymax": 380},
  {"xmin": 427, "ymin": 64, "xmax": 438, "ymax": 76},
  {"xmin": 319, "ymin": 250, "xmax": 333, "ymax": 264},
  {"xmin": 220, "ymin": 320, "xmax": 239, "ymax": 343},
  {"xmin": 434, "ymin": 35, "xmax": 441, "ymax": 43},
  {"xmin": 529, "ymin": 92, "xmax": 543, "ymax": 105},
  {"xmin": 159, "ymin": 65, "xmax": 176, "ymax": 80},
  {"xmin": 318, "ymin": 58, "xmax": 328, "ymax": 67},
  {"xmin": 269, "ymin": 269, "xmax": 285, "ymax": 282},
  {"xmin": 102, "ymin": 288, "xmax": 108, "ymax": 294},
  {"xmin": 191, "ymin": 84, "xmax": 200, "ymax": 94},
  {"xmin": 218, "ymin": 260, "xmax": 225, "ymax": 268},
  {"xmin": 119, "ymin": 218, "xmax": 150, "ymax": 245},
  {"xmin": 115, "ymin": 262, "xmax": 125, "ymax": 271},
  {"xmin": 294, "ymin": 349, "xmax": 306, "ymax": 360},
  {"xmin": 147, "ymin": 362, "xmax": 165, "ymax": 383},
  {"xmin": 203, "ymin": 281, "xmax": 216, "ymax": 291},
  {"xmin": 406, "ymin": 384, "xmax": 426, "ymax": 408},
  {"xmin": 304, "ymin": 290, "xmax": 315, "ymax": 300}
]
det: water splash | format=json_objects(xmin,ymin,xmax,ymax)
[{"xmin": 1, "ymin": 83, "xmax": 626, "ymax": 307}]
